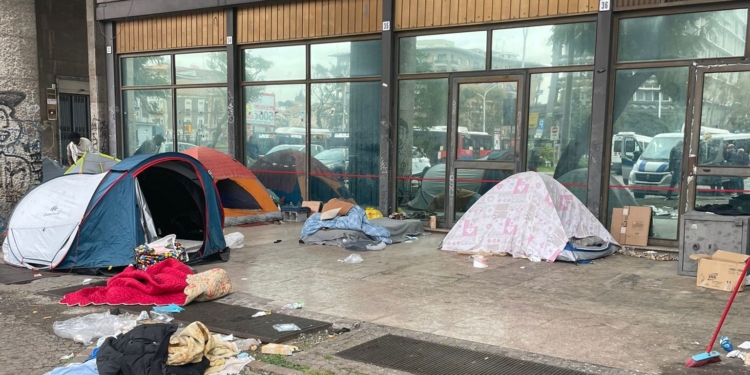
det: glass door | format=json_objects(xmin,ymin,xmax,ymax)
[
  {"xmin": 685, "ymin": 64, "xmax": 750, "ymax": 218},
  {"xmin": 445, "ymin": 75, "xmax": 524, "ymax": 227}
]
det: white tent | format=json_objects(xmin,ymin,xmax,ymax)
[
  {"xmin": 2, "ymin": 173, "xmax": 107, "ymax": 268},
  {"xmin": 440, "ymin": 172, "xmax": 619, "ymax": 262}
]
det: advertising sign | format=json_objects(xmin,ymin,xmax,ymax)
[{"xmin": 247, "ymin": 93, "xmax": 276, "ymax": 127}]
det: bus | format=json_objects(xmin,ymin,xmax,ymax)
[
  {"xmin": 252, "ymin": 127, "xmax": 332, "ymax": 158},
  {"xmin": 412, "ymin": 126, "xmax": 495, "ymax": 164}
]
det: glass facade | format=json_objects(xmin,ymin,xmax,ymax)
[
  {"xmin": 121, "ymin": 51, "xmax": 228, "ymax": 157},
  {"xmin": 243, "ymin": 40, "xmax": 382, "ymax": 207},
  {"xmin": 526, "ymin": 72, "xmax": 594, "ymax": 203},
  {"xmin": 396, "ymin": 78, "xmax": 449, "ymax": 216},
  {"xmin": 617, "ymin": 9, "xmax": 748, "ymax": 63},
  {"xmin": 399, "ymin": 31, "xmax": 487, "ymax": 74},
  {"xmin": 492, "ymin": 22, "xmax": 596, "ymax": 69},
  {"xmin": 112, "ymin": 5, "xmax": 750, "ymax": 243}
]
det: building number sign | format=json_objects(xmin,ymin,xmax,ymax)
[{"xmin": 599, "ymin": 0, "xmax": 610, "ymax": 11}]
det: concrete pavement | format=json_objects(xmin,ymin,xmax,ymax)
[
  {"xmin": 4, "ymin": 222, "xmax": 750, "ymax": 374},
  {"xmin": 202, "ymin": 223, "xmax": 750, "ymax": 374}
]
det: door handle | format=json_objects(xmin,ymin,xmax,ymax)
[{"xmin": 702, "ymin": 168, "xmax": 711, "ymax": 172}]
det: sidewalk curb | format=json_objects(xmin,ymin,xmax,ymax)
[{"xmin": 246, "ymin": 361, "xmax": 307, "ymax": 375}]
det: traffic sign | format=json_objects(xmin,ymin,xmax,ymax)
[{"xmin": 550, "ymin": 126, "xmax": 559, "ymax": 141}]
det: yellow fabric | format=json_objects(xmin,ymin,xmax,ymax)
[
  {"xmin": 184, "ymin": 268, "xmax": 234, "ymax": 305},
  {"xmin": 366, "ymin": 207, "xmax": 383, "ymax": 220},
  {"xmin": 227, "ymin": 177, "xmax": 277, "ymax": 216},
  {"xmin": 167, "ymin": 321, "xmax": 238, "ymax": 373}
]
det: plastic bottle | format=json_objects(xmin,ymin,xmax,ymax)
[
  {"xmin": 282, "ymin": 301, "xmax": 304, "ymax": 310},
  {"xmin": 721, "ymin": 336, "xmax": 734, "ymax": 352}
]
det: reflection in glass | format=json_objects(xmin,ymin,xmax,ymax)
[
  {"xmin": 617, "ymin": 9, "xmax": 747, "ymax": 63},
  {"xmin": 175, "ymin": 52, "xmax": 227, "ymax": 85},
  {"xmin": 453, "ymin": 168, "xmax": 513, "ymax": 221},
  {"xmin": 695, "ymin": 175, "xmax": 750, "ymax": 213},
  {"xmin": 399, "ymin": 31, "xmax": 487, "ymax": 74},
  {"xmin": 175, "ymin": 88, "xmax": 228, "ymax": 154},
  {"xmin": 608, "ymin": 66, "xmax": 689, "ymax": 240},
  {"xmin": 243, "ymin": 84, "xmax": 306, "ymax": 163},
  {"xmin": 396, "ymin": 79, "xmax": 448, "ymax": 217},
  {"xmin": 699, "ymin": 72, "xmax": 750, "ymax": 167},
  {"xmin": 491, "ymin": 22, "xmax": 595, "ymax": 69},
  {"xmin": 244, "ymin": 85, "xmax": 307, "ymax": 205},
  {"xmin": 456, "ymin": 82, "xmax": 517, "ymax": 161},
  {"xmin": 526, "ymin": 72, "xmax": 593, "ymax": 203},
  {"xmin": 310, "ymin": 82, "xmax": 381, "ymax": 206},
  {"xmin": 121, "ymin": 55, "xmax": 171, "ymax": 86},
  {"xmin": 243, "ymin": 46, "xmax": 306, "ymax": 82},
  {"xmin": 311, "ymin": 40, "xmax": 382, "ymax": 79},
  {"xmin": 123, "ymin": 89, "xmax": 172, "ymax": 157}
]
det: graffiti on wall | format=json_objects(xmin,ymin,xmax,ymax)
[
  {"xmin": 0, "ymin": 91, "xmax": 43, "ymax": 233},
  {"xmin": 91, "ymin": 119, "xmax": 108, "ymax": 154}
]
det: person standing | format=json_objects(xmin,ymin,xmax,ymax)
[
  {"xmin": 66, "ymin": 132, "xmax": 93, "ymax": 165},
  {"xmin": 665, "ymin": 140, "xmax": 683, "ymax": 201},
  {"xmin": 134, "ymin": 134, "xmax": 165, "ymax": 155}
]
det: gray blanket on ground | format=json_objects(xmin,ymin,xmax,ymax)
[
  {"xmin": 300, "ymin": 218, "xmax": 425, "ymax": 249},
  {"xmin": 224, "ymin": 211, "xmax": 283, "ymax": 227},
  {"xmin": 369, "ymin": 218, "xmax": 425, "ymax": 243}
]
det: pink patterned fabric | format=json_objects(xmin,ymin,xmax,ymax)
[{"xmin": 440, "ymin": 172, "xmax": 618, "ymax": 262}]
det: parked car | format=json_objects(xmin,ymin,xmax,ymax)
[
  {"xmin": 315, "ymin": 148, "xmax": 349, "ymax": 175},
  {"xmin": 162, "ymin": 141, "xmax": 198, "ymax": 152},
  {"xmin": 264, "ymin": 144, "xmax": 324, "ymax": 157}
]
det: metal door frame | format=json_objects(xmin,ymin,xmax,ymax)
[
  {"xmin": 684, "ymin": 63, "xmax": 750, "ymax": 216},
  {"xmin": 444, "ymin": 72, "xmax": 527, "ymax": 228}
]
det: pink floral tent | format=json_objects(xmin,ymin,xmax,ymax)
[{"xmin": 440, "ymin": 172, "xmax": 618, "ymax": 262}]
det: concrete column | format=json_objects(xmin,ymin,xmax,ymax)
[
  {"xmin": 0, "ymin": 0, "xmax": 43, "ymax": 232},
  {"xmin": 87, "ymin": 0, "xmax": 108, "ymax": 154}
]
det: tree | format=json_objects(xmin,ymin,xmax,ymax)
[
  {"xmin": 203, "ymin": 52, "xmax": 271, "ymax": 148},
  {"xmin": 550, "ymin": 12, "xmax": 719, "ymax": 178},
  {"xmin": 310, "ymin": 64, "xmax": 347, "ymax": 131}
]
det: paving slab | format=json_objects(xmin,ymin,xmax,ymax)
[{"xmin": 213, "ymin": 224, "xmax": 750, "ymax": 374}]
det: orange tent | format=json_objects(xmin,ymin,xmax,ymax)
[{"xmin": 183, "ymin": 147, "xmax": 278, "ymax": 219}]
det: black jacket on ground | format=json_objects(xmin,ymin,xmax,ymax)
[{"xmin": 96, "ymin": 323, "xmax": 209, "ymax": 375}]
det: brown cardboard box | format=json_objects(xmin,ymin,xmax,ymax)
[
  {"xmin": 261, "ymin": 343, "xmax": 299, "ymax": 356},
  {"xmin": 690, "ymin": 250, "xmax": 750, "ymax": 292},
  {"xmin": 609, "ymin": 206, "xmax": 651, "ymax": 247},
  {"xmin": 301, "ymin": 201, "xmax": 322, "ymax": 213}
]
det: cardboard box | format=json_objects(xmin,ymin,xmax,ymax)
[
  {"xmin": 261, "ymin": 343, "xmax": 299, "ymax": 356},
  {"xmin": 301, "ymin": 201, "xmax": 322, "ymax": 213},
  {"xmin": 609, "ymin": 206, "xmax": 651, "ymax": 247},
  {"xmin": 691, "ymin": 250, "xmax": 750, "ymax": 292}
]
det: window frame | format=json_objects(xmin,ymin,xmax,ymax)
[{"xmin": 118, "ymin": 47, "xmax": 228, "ymax": 156}]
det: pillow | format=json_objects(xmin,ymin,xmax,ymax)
[{"xmin": 320, "ymin": 208, "xmax": 341, "ymax": 220}]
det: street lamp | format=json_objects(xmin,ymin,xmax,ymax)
[{"xmin": 479, "ymin": 84, "xmax": 500, "ymax": 133}]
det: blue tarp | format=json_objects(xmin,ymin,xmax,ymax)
[{"xmin": 301, "ymin": 205, "xmax": 392, "ymax": 243}]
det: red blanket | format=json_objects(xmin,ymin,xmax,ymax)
[{"xmin": 60, "ymin": 259, "xmax": 194, "ymax": 306}]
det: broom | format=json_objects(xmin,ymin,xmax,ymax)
[{"xmin": 686, "ymin": 258, "xmax": 750, "ymax": 368}]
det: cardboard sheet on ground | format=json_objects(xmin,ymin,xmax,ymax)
[{"xmin": 440, "ymin": 172, "xmax": 618, "ymax": 262}]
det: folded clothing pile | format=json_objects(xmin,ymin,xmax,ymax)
[{"xmin": 96, "ymin": 321, "xmax": 253, "ymax": 375}]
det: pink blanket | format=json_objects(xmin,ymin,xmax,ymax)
[{"xmin": 60, "ymin": 258, "xmax": 193, "ymax": 306}]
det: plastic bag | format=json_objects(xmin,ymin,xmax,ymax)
[
  {"xmin": 224, "ymin": 232, "xmax": 245, "ymax": 249},
  {"xmin": 153, "ymin": 304, "xmax": 184, "ymax": 313},
  {"xmin": 338, "ymin": 254, "xmax": 363, "ymax": 263},
  {"xmin": 53, "ymin": 312, "xmax": 136, "ymax": 345}
]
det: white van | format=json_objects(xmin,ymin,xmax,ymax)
[
  {"xmin": 611, "ymin": 132, "xmax": 652, "ymax": 181},
  {"xmin": 627, "ymin": 133, "xmax": 682, "ymax": 198}
]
